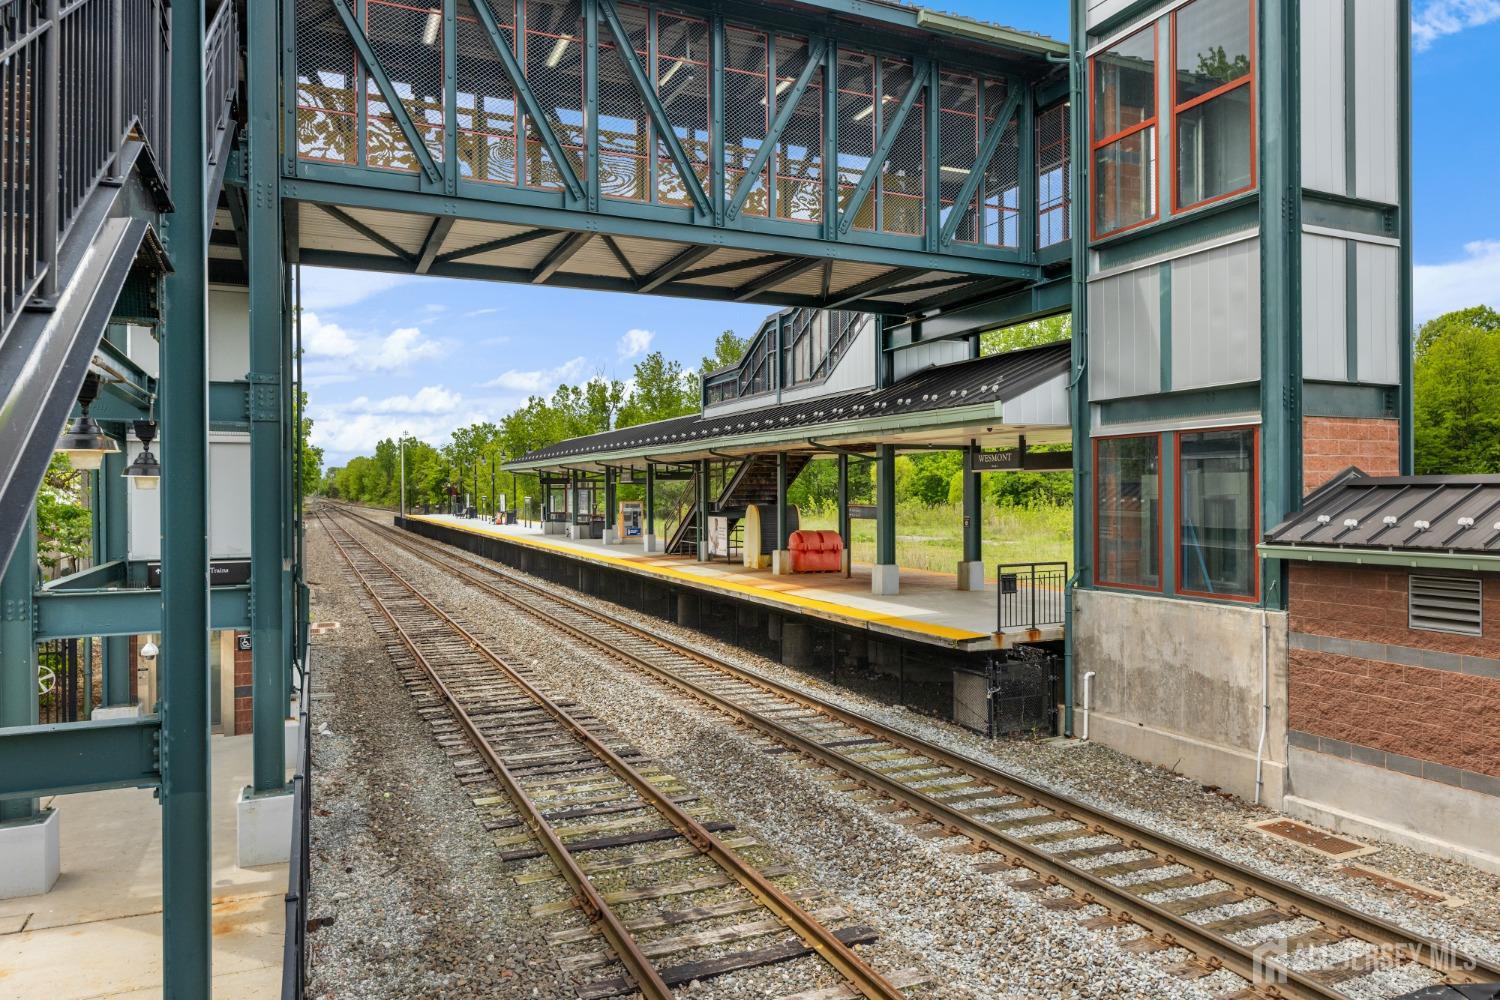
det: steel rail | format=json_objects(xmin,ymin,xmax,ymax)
[
  {"xmin": 318, "ymin": 510, "xmax": 906, "ymax": 1000},
  {"xmin": 342, "ymin": 507, "xmax": 1500, "ymax": 998}
]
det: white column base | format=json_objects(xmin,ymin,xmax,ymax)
[
  {"xmin": 0, "ymin": 809, "xmax": 60, "ymax": 898},
  {"xmin": 697, "ymin": 540, "xmax": 708, "ymax": 562},
  {"xmin": 956, "ymin": 560, "xmax": 985, "ymax": 591},
  {"xmin": 643, "ymin": 533, "xmax": 658, "ymax": 554},
  {"xmin": 771, "ymin": 550, "xmax": 792, "ymax": 575},
  {"xmin": 602, "ymin": 528, "xmax": 617, "ymax": 545},
  {"xmin": 284, "ymin": 718, "xmax": 302, "ymax": 769},
  {"xmin": 91, "ymin": 703, "xmax": 143, "ymax": 721},
  {"xmin": 236, "ymin": 786, "xmax": 293, "ymax": 868},
  {"xmin": 871, "ymin": 564, "xmax": 901, "ymax": 596},
  {"xmin": 841, "ymin": 549, "xmax": 852, "ymax": 576}
]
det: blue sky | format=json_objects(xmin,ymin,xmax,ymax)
[{"xmin": 304, "ymin": 0, "xmax": 1500, "ymax": 465}]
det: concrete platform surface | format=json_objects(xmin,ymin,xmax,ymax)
[
  {"xmin": 410, "ymin": 514, "xmax": 1065, "ymax": 650},
  {"xmin": 0, "ymin": 733, "xmax": 287, "ymax": 999}
]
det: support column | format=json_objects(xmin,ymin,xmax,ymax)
[
  {"xmin": 837, "ymin": 453, "xmax": 851, "ymax": 576},
  {"xmin": 772, "ymin": 453, "xmax": 791, "ymax": 575},
  {"xmin": 159, "ymin": 0, "xmax": 212, "ymax": 983},
  {"xmin": 98, "ymin": 447, "xmax": 134, "ymax": 713},
  {"xmin": 644, "ymin": 463, "xmax": 657, "ymax": 552},
  {"xmin": 696, "ymin": 460, "xmax": 709, "ymax": 562},
  {"xmin": 958, "ymin": 443, "xmax": 984, "ymax": 591},
  {"xmin": 602, "ymin": 467, "xmax": 617, "ymax": 544},
  {"xmin": 872, "ymin": 445, "xmax": 898, "ymax": 595}
]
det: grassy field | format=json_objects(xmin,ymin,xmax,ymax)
[{"xmin": 799, "ymin": 501, "xmax": 1073, "ymax": 576}]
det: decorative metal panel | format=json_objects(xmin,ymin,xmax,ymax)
[
  {"xmin": 296, "ymin": 0, "xmax": 358, "ymax": 164},
  {"xmin": 980, "ymin": 78, "xmax": 1020, "ymax": 248},
  {"xmin": 1353, "ymin": 0, "xmax": 1399, "ymax": 204},
  {"xmin": 835, "ymin": 49, "xmax": 877, "ymax": 231},
  {"xmin": 524, "ymin": 0, "xmax": 585, "ymax": 191},
  {"xmin": 773, "ymin": 35, "xmax": 823, "ymax": 224},
  {"xmin": 724, "ymin": 25, "xmax": 769, "ymax": 216},
  {"xmin": 456, "ymin": 0, "xmax": 519, "ymax": 186},
  {"xmin": 597, "ymin": 3, "xmax": 650, "ymax": 201},
  {"xmin": 365, "ymin": 0, "xmax": 446, "ymax": 171},
  {"xmin": 655, "ymin": 11, "xmax": 711, "ymax": 207},
  {"xmin": 878, "ymin": 58, "xmax": 924, "ymax": 236}
]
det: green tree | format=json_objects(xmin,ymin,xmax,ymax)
[
  {"xmin": 979, "ymin": 313, "xmax": 1071, "ymax": 356},
  {"xmin": 618, "ymin": 351, "xmax": 697, "ymax": 428},
  {"xmin": 700, "ymin": 329, "xmax": 748, "ymax": 375},
  {"xmin": 37, "ymin": 454, "xmax": 91, "ymax": 578},
  {"xmin": 1413, "ymin": 306, "xmax": 1500, "ymax": 475}
]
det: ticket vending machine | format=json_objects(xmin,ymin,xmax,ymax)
[{"xmin": 618, "ymin": 500, "xmax": 644, "ymax": 542}]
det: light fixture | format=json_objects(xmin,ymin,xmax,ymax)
[
  {"xmin": 140, "ymin": 640, "xmax": 159, "ymax": 661},
  {"xmin": 123, "ymin": 420, "xmax": 161, "ymax": 491},
  {"xmin": 56, "ymin": 372, "xmax": 119, "ymax": 471},
  {"xmin": 939, "ymin": 164, "xmax": 970, "ymax": 178},
  {"xmin": 546, "ymin": 36, "xmax": 570, "ymax": 68},
  {"xmin": 852, "ymin": 103, "xmax": 874, "ymax": 121},
  {"xmin": 659, "ymin": 58, "xmax": 686, "ymax": 88},
  {"xmin": 421, "ymin": 8, "xmax": 440, "ymax": 46}
]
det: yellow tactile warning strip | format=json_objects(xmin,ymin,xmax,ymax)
[{"xmin": 407, "ymin": 515, "xmax": 991, "ymax": 646}]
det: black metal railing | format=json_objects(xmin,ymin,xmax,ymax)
[
  {"xmin": 281, "ymin": 653, "xmax": 312, "ymax": 1000},
  {"xmin": 36, "ymin": 636, "xmax": 87, "ymax": 723},
  {"xmin": 997, "ymin": 562, "xmax": 1069, "ymax": 631},
  {"xmin": 121, "ymin": 0, "xmax": 170, "ymax": 180},
  {"xmin": 204, "ymin": 0, "xmax": 236, "ymax": 172}
]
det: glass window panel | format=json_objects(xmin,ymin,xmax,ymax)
[
  {"xmin": 1175, "ymin": 0, "xmax": 1251, "ymax": 105},
  {"xmin": 1176, "ymin": 84, "xmax": 1252, "ymax": 206},
  {"xmin": 1178, "ymin": 429, "xmax": 1256, "ymax": 598},
  {"xmin": 1093, "ymin": 125, "xmax": 1157, "ymax": 235},
  {"xmin": 1097, "ymin": 436, "xmax": 1161, "ymax": 589},
  {"xmin": 1093, "ymin": 27, "xmax": 1155, "ymax": 140}
]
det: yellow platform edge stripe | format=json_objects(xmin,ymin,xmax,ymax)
[{"xmin": 407, "ymin": 515, "xmax": 988, "ymax": 643}]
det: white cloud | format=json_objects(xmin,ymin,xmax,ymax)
[
  {"xmin": 481, "ymin": 356, "xmax": 589, "ymax": 393},
  {"xmin": 617, "ymin": 327, "xmax": 655, "ymax": 361},
  {"xmin": 1414, "ymin": 239, "xmax": 1500, "ymax": 321},
  {"xmin": 337, "ymin": 386, "xmax": 463, "ymax": 416},
  {"xmin": 309, "ymin": 386, "xmax": 471, "ymax": 462},
  {"xmin": 464, "ymin": 307, "xmax": 499, "ymax": 319},
  {"xmin": 301, "ymin": 311, "xmax": 358, "ymax": 359},
  {"xmin": 365, "ymin": 326, "xmax": 445, "ymax": 371},
  {"xmin": 299, "ymin": 268, "xmax": 412, "ymax": 311},
  {"xmin": 1412, "ymin": 0, "xmax": 1500, "ymax": 49},
  {"xmin": 300, "ymin": 311, "xmax": 446, "ymax": 372}
]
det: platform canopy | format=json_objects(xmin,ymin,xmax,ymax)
[{"xmin": 506, "ymin": 341, "xmax": 1071, "ymax": 473}]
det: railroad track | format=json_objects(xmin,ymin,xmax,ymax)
[
  {"xmin": 328, "ymin": 503, "xmax": 1500, "ymax": 1000},
  {"xmin": 315, "ymin": 509, "xmax": 913, "ymax": 1000}
]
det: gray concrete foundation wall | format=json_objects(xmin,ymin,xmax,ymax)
[{"xmin": 1073, "ymin": 589, "xmax": 1288, "ymax": 804}]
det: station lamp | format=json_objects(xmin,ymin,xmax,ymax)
[
  {"xmin": 122, "ymin": 420, "xmax": 161, "ymax": 491},
  {"xmin": 56, "ymin": 372, "xmax": 119, "ymax": 471}
]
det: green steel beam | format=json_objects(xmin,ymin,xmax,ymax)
[
  {"xmin": 531, "ymin": 231, "xmax": 594, "ymax": 284},
  {"xmin": 733, "ymin": 258, "xmax": 821, "ymax": 302},
  {"xmin": 961, "ymin": 443, "xmax": 980, "ymax": 562},
  {"xmin": 885, "ymin": 275, "xmax": 1070, "ymax": 344},
  {"xmin": 34, "ymin": 585, "xmax": 251, "ymax": 641},
  {"xmin": 414, "ymin": 216, "xmax": 456, "ymax": 274},
  {"xmin": 875, "ymin": 444, "xmax": 895, "ymax": 566},
  {"xmin": 599, "ymin": 0, "xmax": 713, "ymax": 216},
  {"xmin": 1, "ymin": 514, "xmax": 38, "ymax": 823},
  {"xmin": 1064, "ymin": 0, "xmax": 1087, "ymax": 737},
  {"xmin": 0, "ymin": 716, "xmax": 162, "ymax": 801},
  {"xmin": 775, "ymin": 453, "xmax": 788, "ymax": 551},
  {"xmin": 316, "ymin": 203, "xmax": 415, "ymax": 264},
  {"xmin": 248, "ymin": 0, "xmax": 289, "ymax": 795},
  {"xmin": 1397, "ymin": 0, "xmax": 1414, "ymax": 472},
  {"xmin": 639, "ymin": 245, "xmax": 716, "ymax": 293},
  {"xmin": 940, "ymin": 85, "xmax": 1022, "ymax": 246},
  {"xmin": 328, "ymin": 0, "xmax": 442, "ymax": 184},
  {"xmin": 726, "ymin": 36, "xmax": 828, "ymax": 221},
  {"xmin": 100, "ymin": 455, "xmax": 133, "ymax": 708},
  {"xmin": 838, "ymin": 60, "xmax": 931, "ymax": 238},
  {"xmin": 1257, "ymin": 544, "xmax": 1500, "ymax": 574},
  {"xmin": 209, "ymin": 380, "xmax": 250, "ymax": 428}
]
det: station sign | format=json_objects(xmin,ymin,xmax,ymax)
[
  {"xmin": 972, "ymin": 448, "xmax": 1073, "ymax": 472},
  {"xmin": 847, "ymin": 504, "xmax": 877, "ymax": 520},
  {"xmin": 146, "ymin": 559, "xmax": 251, "ymax": 588}
]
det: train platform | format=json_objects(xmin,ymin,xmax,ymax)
[
  {"xmin": 0, "ymin": 733, "xmax": 287, "ymax": 999},
  {"xmin": 404, "ymin": 513, "xmax": 1064, "ymax": 652}
]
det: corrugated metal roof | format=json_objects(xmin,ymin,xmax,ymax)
[
  {"xmin": 1265, "ymin": 468, "xmax": 1500, "ymax": 555},
  {"xmin": 512, "ymin": 340, "xmax": 1070, "ymax": 467}
]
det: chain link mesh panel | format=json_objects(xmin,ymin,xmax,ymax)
[
  {"xmin": 296, "ymin": 0, "xmax": 357, "ymax": 163},
  {"xmin": 772, "ymin": 35, "xmax": 822, "ymax": 224},
  {"xmin": 524, "ymin": 0, "xmax": 584, "ymax": 191},
  {"xmin": 455, "ymin": 0, "xmax": 518, "ymax": 185},
  {"xmin": 597, "ymin": 2, "xmax": 649, "ymax": 201},
  {"xmin": 722, "ymin": 25, "xmax": 767, "ymax": 215},
  {"xmin": 364, "ymin": 0, "xmax": 445, "ymax": 172},
  {"xmin": 835, "ymin": 49, "xmax": 875, "ymax": 231},
  {"xmin": 878, "ymin": 58, "xmax": 923, "ymax": 236},
  {"xmin": 655, "ymin": 12, "xmax": 710, "ymax": 207},
  {"xmin": 937, "ymin": 70, "xmax": 978, "ymax": 243},
  {"xmin": 981, "ymin": 78, "xmax": 1020, "ymax": 248},
  {"xmin": 1036, "ymin": 100, "xmax": 1071, "ymax": 247}
]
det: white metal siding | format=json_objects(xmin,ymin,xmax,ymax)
[
  {"xmin": 1355, "ymin": 242, "xmax": 1400, "ymax": 384},
  {"xmin": 1087, "ymin": 267, "xmax": 1161, "ymax": 400},
  {"xmin": 1301, "ymin": 234, "xmax": 1347, "ymax": 380},
  {"xmin": 1353, "ymin": 0, "xmax": 1399, "ymax": 204},
  {"xmin": 129, "ymin": 435, "xmax": 253, "ymax": 561},
  {"xmin": 1002, "ymin": 371, "xmax": 1071, "ymax": 426},
  {"xmin": 893, "ymin": 337, "xmax": 969, "ymax": 382},
  {"xmin": 208, "ymin": 287, "xmax": 250, "ymax": 383},
  {"xmin": 1086, "ymin": 0, "xmax": 1138, "ymax": 30},
  {"xmin": 779, "ymin": 317, "xmax": 876, "ymax": 404},
  {"xmin": 1171, "ymin": 236, "xmax": 1261, "ymax": 390},
  {"xmin": 1300, "ymin": 0, "xmax": 1346, "ymax": 194}
]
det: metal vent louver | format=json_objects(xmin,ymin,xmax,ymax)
[{"xmin": 1408, "ymin": 575, "xmax": 1484, "ymax": 637}]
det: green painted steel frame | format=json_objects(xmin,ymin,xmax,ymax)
[
  {"xmin": 0, "ymin": 716, "xmax": 162, "ymax": 801},
  {"xmin": 33, "ymin": 585, "xmax": 252, "ymax": 641}
]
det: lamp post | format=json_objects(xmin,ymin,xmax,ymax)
[
  {"xmin": 490, "ymin": 450, "xmax": 497, "ymax": 523},
  {"xmin": 398, "ymin": 431, "xmax": 407, "ymax": 518}
]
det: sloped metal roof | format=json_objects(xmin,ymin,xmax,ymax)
[
  {"xmin": 510, "ymin": 341, "xmax": 1070, "ymax": 468},
  {"xmin": 1264, "ymin": 468, "xmax": 1500, "ymax": 556}
]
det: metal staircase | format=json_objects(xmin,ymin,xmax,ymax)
[{"xmin": 663, "ymin": 454, "xmax": 813, "ymax": 556}]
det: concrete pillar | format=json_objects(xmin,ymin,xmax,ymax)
[
  {"xmin": 696, "ymin": 459, "xmax": 709, "ymax": 562},
  {"xmin": 602, "ymin": 467, "xmax": 617, "ymax": 544},
  {"xmin": 958, "ymin": 442, "xmax": 984, "ymax": 591},
  {"xmin": 675, "ymin": 592, "xmax": 698, "ymax": 628},
  {"xmin": 781, "ymin": 621, "xmax": 812, "ymax": 668},
  {"xmin": 0, "ymin": 514, "xmax": 50, "ymax": 883},
  {"xmin": 873, "ymin": 445, "xmax": 899, "ymax": 596}
]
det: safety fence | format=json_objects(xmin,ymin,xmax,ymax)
[{"xmin": 996, "ymin": 561, "xmax": 1069, "ymax": 631}]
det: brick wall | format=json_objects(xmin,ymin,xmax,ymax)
[
  {"xmin": 127, "ymin": 634, "xmax": 139, "ymax": 703},
  {"xmin": 233, "ymin": 632, "xmax": 253, "ymax": 735},
  {"xmin": 1288, "ymin": 564, "xmax": 1500, "ymax": 779},
  {"xmin": 1303, "ymin": 416, "xmax": 1400, "ymax": 490}
]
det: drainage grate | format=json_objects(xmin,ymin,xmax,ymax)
[{"xmin": 1251, "ymin": 818, "xmax": 1375, "ymax": 860}]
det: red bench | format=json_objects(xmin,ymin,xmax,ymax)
[{"xmin": 788, "ymin": 530, "xmax": 843, "ymax": 573}]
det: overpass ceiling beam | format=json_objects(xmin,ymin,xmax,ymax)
[
  {"xmin": 599, "ymin": 0, "xmax": 712, "ymax": 216},
  {"xmin": 726, "ymin": 37, "xmax": 830, "ymax": 222},
  {"xmin": 678, "ymin": 253, "xmax": 788, "ymax": 283},
  {"xmin": 414, "ymin": 217, "xmax": 456, "ymax": 274},
  {"xmin": 733, "ymin": 257, "xmax": 822, "ymax": 302},
  {"xmin": 316, "ymin": 203, "xmax": 415, "ymax": 266},
  {"xmin": 531, "ymin": 231, "xmax": 594, "ymax": 284},
  {"xmin": 821, "ymin": 266, "xmax": 925, "ymax": 309},
  {"xmin": 328, "ymin": 0, "xmax": 441, "ymax": 185},
  {"xmin": 600, "ymin": 235, "xmax": 641, "ymax": 283},
  {"xmin": 467, "ymin": 0, "xmax": 586, "ymax": 202},
  {"xmin": 638, "ymin": 245, "xmax": 715, "ymax": 292},
  {"xmin": 939, "ymin": 84, "xmax": 1023, "ymax": 246},
  {"xmin": 437, "ymin": 227, "xmax": 558, "ymax": 265},
  {"xmin": 838, "ymin": 58, "xmax": 931, "ymax": 238}
]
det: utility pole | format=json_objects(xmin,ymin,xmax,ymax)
[{"xmin": 399, "ymin": 432, "xmax": 406, "ymax": 518}]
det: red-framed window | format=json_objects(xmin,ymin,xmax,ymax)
[
  {"xmin": 1089, "ymin": 23, "xmax": 1158, "ymax": 240},
  {"xmin": 1175, "ymin": 426, "xmax": 1259, "ymax": 601},
  {"xmin": 1094, "ymin": 434, "xmax": 1164, "ymax": 592},
  {"xmin": 1171, "ymin": 0, "xmax": 1256, "ymax": 212}
]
